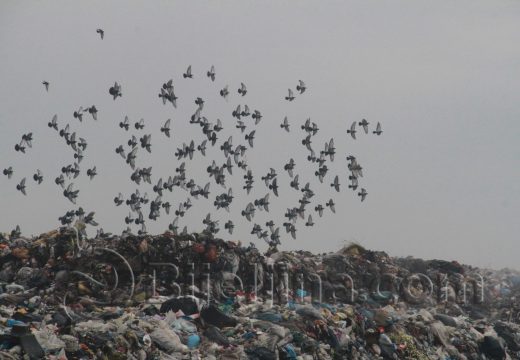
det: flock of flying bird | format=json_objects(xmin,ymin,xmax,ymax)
[{"xmin": 3, "ymin": 28, "xmax": 383, "ymax": 244}]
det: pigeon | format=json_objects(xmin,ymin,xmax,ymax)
[
  {"xmin": 359, "ymin": 119, "xmax": 369, "ymax": 134},
  {"xmin": 197, "ymin": 140, "xmax": 207, "ymax": 156},
  {"xmin": 55, "ymin": 174, "xmax": 65, "ymax": 188},
  {"xmin": 268, "ymin": 178, "xmax": 279, "ymax": 197},
  {"xmin": 126, "ymin": 147, "xmax": 138, "ymax": 169},
  {"xmin": 3, "ymin": 167, "xmax": 13, "ymax": 179},
  {"xmin": 77, "ymin": 137, "xmax": 87, "ymax": 151},
  {"xmin": 48, "ymin": 114, "xmax": 58, "ymax": 130},
  {"xmin": 280, "ymin": 116, "xmax": 290, "ymax": 132},
  {"xmin": 168, "ymin": 217, "xmax": 179, "ymax": 234},
  {"xmin": 159, "ymin": 83, "xmax": 178, "ymax": 108},
  {"xmin": 241, "ymin": 202, "xmax": 255, "ymax": 221},
  {"xmin": 86, "ymin": 166, "xmax": 97, "ymax": 180},
  {"xmin": 238, "ymin": 82, "xmax": 247, "ymax": 96},
  {"xmin": 373, "ymin": 122, "xmax": 383, "ymax": 135},
  {"xmin": 16, "ymin": 178, "xmax": 26, "ymax": 195},
  {"xmin": 119, "ymin": 116, "xmax": 130, "ymax": 131},
  {"xmin": 348, "ymin": 175, "xmax": 359, "ymax": 190},
  {"xmin": 296, "ymin": 80, "xmax": 306, "ymax": 94},
  {"xmin": 358, "ymin": 188, "xmax": 367, "ymax": 202},
  {"xmin": 115, "ymin": 145, "xmax": 126, "ymax": 159},
  {"xmin": 236, "ymin": 120, "xmax": 246, "ymax": 133},
  {"xmin": 195, "ymin": 97, "xmax": 205, "ymax": 109},
  {"xmin": 96, "ymin": 28, "xmax": 104, "ymax": 39},
  {"xmin": 331, "ymin": 175, "xmax": 340, "ymax": 192},
  {"xmin": 224, "ymin": 220, "xmax": 234, "ymax": 234},
  {"xmin": 220, "ymin": 85, "xmax": 229, "ymax": 99},
  {"xmin": 59, "ymin": 124, "xmax": 70, "ymax": 138},
  {"xmin": 290, "ymin": 175, "xmax": 299, "ymax": 190},
  {"xmin": 63, "ymin": 183, "xmax": 79, "ymax": 204},
  {"xmin": 347, "ymin": 121, "xmax": 357, "ymax": 139},
  {"xmin": 252, "ymin": 110, "xmax": 262, "ymax": 125},
  {"xmin": 109, "ymin": 81, "xmax": 122, "ymax": 100},
  {"xmin": 42, "ymin": 81, "xmax": 49, "ymax": 91},
  {"xmin": 240, "ymin": 104, "xmax": 251, "ymax": 117},
  {"xmin": 254, "ymin": 193, "xmax": 270, "ymax": 212},
  {"xmin": 139, "ymin": 134, "xmax": 152, "ymax": 153},
  {"xmin": 82, "ymin": 211, "xmax": 98, "ymax": 226},
  {"xmin": 245, "ymin": 130, "xmax": 256, "ymax": 147},
  {"xmin": 135, "ymin": 119, "xmax": 145, "ymax": 130},
  {"xmin": 87, "ymin": 105, "xmax": 98, "ymax": 120},
  {"xmin": 305, "ymin": 215, "xmax": 314, "ymax": 227},
  {"xmin": 302, "ymin": 135, "xmax": 312, "ymax": 151},
  {"xmin": 223, "ymin": 157, "xmax": 233, "ymax": 175},
  {"xmin": 315, "ymin": 204, "xmax": 324, "ymax": 217},
  {"xmin": 21, "ymin": 133, "xmax": 33, "ymax": 148},
  {"xmin": 175, "ymin": 203, "xmax": 185, "ymax": 217},
  {"xmin": 326, "ymin": 199, "xmax": 336, "ymax": 213},
  {"xmin": 183, "ymin": 65, "xmax": 193, "ymax": 78},
  {"xmin": 14, "ymin": 141, "xmax": 25, "ymax": 153},
  {"xmin": 284, "ymin": 159, "xmax": 295, "ymax": 178},
  {"xmin": 114, "ymin": 193, "xmax": 123, "ymax": 206},
  {"xmin": 207, "ymin": 65, "xmax": 215, "ymax": 81},
  {"xmin": 125, "ymin": 213, "xmax": 134, "ymax": 225},
  {"xmin": 232, "ymin": 105, "xmax": 242, "ymax": 119},
  {"xmin": 285, "ymin": 88, "xmax": 295, "ymax": 101},
  {"xmin": 33, "ymin": 169, "xmax": 43, "ymax": 184},
  {"xmin": 10, "ymin": 225, "xmax": 21, "ymax": 238}
]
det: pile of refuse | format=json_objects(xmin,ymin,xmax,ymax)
[{"xmin": 0, "ymin": 228, "xmax": 519, "ymax": 359}]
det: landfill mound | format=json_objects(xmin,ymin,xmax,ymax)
[{"xmin": 0, "ymin": 228, "xmax": 519, "ymax": 359}]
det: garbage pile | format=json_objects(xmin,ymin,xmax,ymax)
[{"xmin": 0, "ymin": 228, "xmax": 519, "ymax": 359}]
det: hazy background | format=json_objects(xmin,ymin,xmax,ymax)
[{"xmin": 1, "ymin": 0, "xmax": 519, "ymax": 269}]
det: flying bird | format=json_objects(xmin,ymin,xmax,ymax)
[
  {"xmin": 373, "ymin": 122, "xmax": 383, "ymax": 135},
  {"xmin": 87, "ymin": 105, "xmax": 98, "ymax": 120},
  {"xmin": 358, "ymin": 188, "xmax": 367, "ymax": 202},
  {"xmin": 326, "ymin": 199, "xmax": 336, "ymax": 213},
  {"xmin": 359, "ymin": 119, "xmax": 369, "ymax": 134},
  {"xmin": 109, "ymin": 82, "xmax": 122, "ymax": 100},
  {"xmin": 33, "ymin": 169, "xmax": 43, "ymax": 184},
  {"xmin": 225, "ymin": 220, "xmax": 234, "ymax": 234},
  {"xmin": 161, "ymin": 119, "xmax": 171, "ymax": 137},
  {"xmin": 96, "ymin": 28, "xmax": 104, "ymax": 39},
  {"xmin": 280, "ymin": 116, "xmax": 290, "ymax": 132},
  {"xmin": 48, "ymin": 114, "xmax": 58, "ymax": 130},
  {"xmin": 16, "ymin": 178, "xmax": 26, "ymax": 195},
  {"xmin": 183, "ymin": 65, "xmax": 193, "ymax": 79},
  {"xmin": 135, "ymin": 119, "xmax": 145, "ymax": 130},
  {"xmin": 331, "ymin": 175, "xmax": 340, "ymax": 192},
  {"xmin": 42, "ymin": 81, "xmax": 49, "ymax": 92},
  {"xmin": 285, "ymin": 88, "xmax": 295, "ymax": 101},
  {"xmin": 238, "ymin": 82, "xmax": 247, "ymax": 96},
  {"xmin": 207, "ymin": 65, "xmax": 215, "ymax": 81},
  {"xmin": 55, "ymin": 174, "xmax": 65, "ymax": 188},
  {"xmin": 119, "ymin": 116, "xmax": 130, "ymax": 131},
  {"xmin": 284, "ymin": 158, "xmax": 295, "ymax": 178},
  {"xmin": 347, "ymin": 121, "xmax": 357, "ymax": 139},
  {"xmin": 245, "ymin": 130, "xmax": 256, "ymax": 148},
  {"xmin": 3, "ymin": 167, "xmax": 13, "ymax": 179},
  {"xmin": 86, "ymin": 167, "xmax": 97, "ymax": 180},
  {"xmin": 296, "ymin": 80, "xmax": 306, "ymax": 94},
  {"xmin": 14, "ymin": 141, "xmax": 26, "ymax": 153},
  {"xmin": 252, "ymin": 110, "xmax": 262, "ymax": 125},
  {"xmin": 220, "ymin": 85, "xmax": 229, "ymax": 99}
]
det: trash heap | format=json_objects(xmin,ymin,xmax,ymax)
[{"xmin": 0, "ymin": 228, "xmax": 519, "ymax": 359}]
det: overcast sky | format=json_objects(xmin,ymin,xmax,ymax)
[{"xmin": 1, "ymin": 0, "xmax": 519, "ymax": 269}]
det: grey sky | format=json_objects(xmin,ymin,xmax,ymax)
[{"xmin": 1, "ymin": 0, "xmax": 519, "ymax": 269}]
